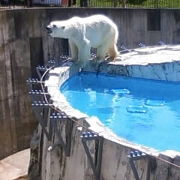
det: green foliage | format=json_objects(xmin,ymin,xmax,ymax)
[
  {"xmin": 143, "ymin": 0, "xmax": 180, "ymax": 8},
  {"xmin": 87, "ymin": 0, "xmax": 180, "ymax": 8},
  {"xmin": 127, "ymin": 0, "xmax": 146, "ymax": 5},
  {"xmin": 2, "ymin": 0, "xmax": 180, "ymax": 8}
]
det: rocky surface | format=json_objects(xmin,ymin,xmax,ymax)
[{"xmin": 85, "ymin": 45, "xmax": 180, "ymax": 82}]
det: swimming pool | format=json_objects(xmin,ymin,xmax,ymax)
[{"xmin": 61, "ymin": 72, "xmax": 180, "ymax": 151}]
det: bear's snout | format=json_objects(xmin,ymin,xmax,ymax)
[{"xmin": 46, "ymin": 26, "xmax": 52, "ymax": 34}]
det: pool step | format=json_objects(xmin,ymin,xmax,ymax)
[
  {"xmin": 29, "ymin": 89, "xmax": 49, "ymax": 95},
  {"xmin": 36, "ymin": 65, "xmax": 49, "ymax": 71},
  {"xmin": 128, "ymin": 150, "xmax": 147, "ymax": 160},
  {"xmin": 26, "ymin": 78, "xmax": 44, "ymax": 84},
  {"xmin": 81, "ymin": 131, "xmax": 99, "ymax": 139},
  {"xmin": 50, "ymin": 112, "xmax": 68, "ymax": 119},
  {"xmin": 31, "ymin": 100, "xmax": 53, "ymax": 107}
]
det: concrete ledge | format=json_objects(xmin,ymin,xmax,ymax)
[{"xmin": 0, "ymin": 149, "xmax": 29, "ymax": 180}]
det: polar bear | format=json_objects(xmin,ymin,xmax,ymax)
[{"xmin": 46, "ymin": 14, "xmax": 119, "ymax": 66}]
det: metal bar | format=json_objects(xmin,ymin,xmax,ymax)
[
  {"xmin": 138, "ymin": 42, "xmax": 146, "ymax": 47},
  {"xmin": 29, "ymin": 89, "xmax": 49, "ymax": 95},
  {"xmin": 56, "ymin": 126, "xmax": 67, "ymax": 152},
  {"xmin": 32, "ymin": 101, "xmax": 53, "ymax": 107},
  {"xmin": 32, "ymin": 107, "xmax": 51, "ymax": 140},
  {"xmin": 35, "ymin": 110, "xmax": 50, "ymax": 140},
  {"xmin": 48, "ymin": 115, "xmax": 54, "ymax": 142},
  {"xmin": 50, "ymin": 112, "xmax": 68, "ymax": 119},
  {"xmin": 29, "ymin": 89, "xmax": 49, "ymax": 102},
  {"xmin": 26, "ymin": 78, "xmax": 44, "ymax": 84},
  {"xmin": 81, "ymin": 133, "xmax": 103, "ymax": 180},
  {"xmin": 146, "ymin": 159, "xmax": 151, "ymax": 180},
  {"xmin": 36, "ymin": 65, "xmax": 49, "ymax": 71},
  {"xmin": 48, "ymin": 59, "xmax": 56, "ymax": 66},
  {"xmin": 64, "ymin": 117, "xmax": 73, "ymax": 156},
  {"xmin": 129, "ymin": 158, "xmax": 140, "ymax": 180},
  {"xmin": 36, "ymin": 65, "xmax": 50, "ymax": 79},
  {"xmin": 95, "ymin": 136, "xmax": 103, "ymax": 180},
  {"xmin": 52, "ymin": 119, "xmax": 67, "ymax": 152},
  {"xmin": 82, "ymin": 138, "xmax": 98, "ymax": 179},
  {"xmin": 128, "ymin": 150, "xmax": 149, "ymax": 180},
  {"xmin": 31, "ymin": 98, "xmax": 53, "ymax": 141},
  {"xmin": 26, "ymin": 78, "xmax": 44, "ymax": 97},
  {"xmin": 81, "ymin": 131, "xmax": 98, "ymax": 140},
  {"xmin": 48, "ymin": 116, "xmax": 71, "ymax": 156},
  {"xmin": 42, "ymin": 106, "xmax": 51, "ymax": 127},
  {"xmin": 129, "ymin": 150, "xmax": 147, "ymax": 159}
]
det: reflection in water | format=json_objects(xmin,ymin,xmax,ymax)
[{"xmin": 61, "ymin": 72, "xmax": 180, "ymax": 151}]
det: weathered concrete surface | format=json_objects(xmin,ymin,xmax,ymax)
[
  {"xmin": 86, "ymin": 45, "xmax": 180, "ymax": 82},
  {"xmin": 28, "ymin": 46, "xmax": 180, "ymax": 180},
  {"xmin": 0, "ymin": 8, "xmax": 71, "ymax": 158},
  {"xmin": 0, "ymin": 149, "xmax": 29, "ymax": 180},
  {"xmin": 0, "ymin": 10, "xmax": 37, "ymax": 159}
]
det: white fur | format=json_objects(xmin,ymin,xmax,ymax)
[{"xmin": 47, "ymin": 15, "xmax": 119, "ymax": 66}]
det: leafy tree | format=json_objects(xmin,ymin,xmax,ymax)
[{"xmin": 127, "ymin": 0, "xmax": 146, "ymax": 5}]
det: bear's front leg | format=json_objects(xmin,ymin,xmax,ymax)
[
  {"xmin": 77, "ymin": 41, "xmax": 91, "ymax": 67},
  {"xmin": 69, "ymin": 40, "xmax": 78, "ymax": 61}
]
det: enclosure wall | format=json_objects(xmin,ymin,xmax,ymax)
[{"xmin": 0, "ymin": 7, "xmax": 180, "ymax": 159}]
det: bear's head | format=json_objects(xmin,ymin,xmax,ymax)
[{"xmin": 46, "ymin": 21, "xmax": 68, "ymax": 38}]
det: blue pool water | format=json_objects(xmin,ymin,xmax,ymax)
[{"xmin": 60, "ymin": 72, "xmax": 180, "ymax": 151}]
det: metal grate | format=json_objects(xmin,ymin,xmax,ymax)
[{"xmin": 27, "ymin": 57, "xmax": 73, "ymax": 156}]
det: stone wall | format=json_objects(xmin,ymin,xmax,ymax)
[
  {"xmin": 0, "ymin": 10, "xmax": 33, "ymax": 158},
  {"xmin": 28, "ymin": 61, "xmax": 180, "ymax": 180},
  {"xmin": 1, "ymin": 7, "xmax": 180, "ymax": 159}
]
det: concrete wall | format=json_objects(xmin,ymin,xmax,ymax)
[
  {"xmin": 28, "ymin": 61, "xmax": 180, "ymax": 180},
  {"xmin": 0, "ymin": 7, "xmax": 180, "ymax": 159}
]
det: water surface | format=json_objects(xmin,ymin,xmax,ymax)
[{"xmin": 61, "ymin": 72, "xmax": 180, "ymax": 151}]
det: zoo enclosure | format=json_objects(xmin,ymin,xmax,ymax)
[{"xmin": 0, "ymin": 0, "xmax": 180, "ymax": 8}]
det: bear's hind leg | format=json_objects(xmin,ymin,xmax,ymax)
[
  {"xmin": 78, "ymin": 43, "xmax": 91, "ymax": 67},
  {"xmin": 108, "ymin": 44, "xmax": 119, "ymax": 60},
  {"xmin": 96, "ymin": 44, "xmax": 109, "ymax": 61}
]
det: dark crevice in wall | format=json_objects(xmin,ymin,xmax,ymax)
[
  {"xmin": 174, "ymin": 10, "xmax": 180, "ymax": 23},
  {"xmin": 30, "ymin": 37, "xmax": 44, "ymax": 78},
  {"xmin": 147, "ymin": 10, "xmax": 161, "ymax": 31},
  {"xmin": 53, "ymin": 38, "xmax": 69, "ymax": 57},
  {"xmin": 14, "ymin": 11, "xmax": 25, "ymax": 39}
]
